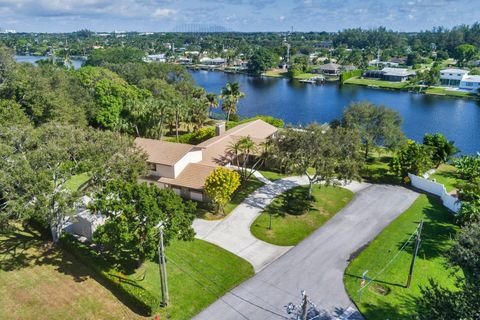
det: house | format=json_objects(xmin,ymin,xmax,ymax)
[
  {"xmin": 380, "ymin": 67, "xmax": 416, "ymax": 82},
  {"xmin": 200, "ymin": 57, "xmax": 226, "ymax": 66},
  {"xmin": 363, "ymin": 67, "xmax": 416, "ymax": 82},
  {"xmin": 135, "ymin": 119, "xmax": 278, "ymax": 202},
  {"xmin": 440, "ymin": 68, "xmax": 470, "ymax": 86},
  {"xmin": 368, "ymin": 59, "xmax": 399, "ymax": 68},
  {"xmin": 313, "ymin": 63, "xmax": 342, "ymax": 75},
  {"xmin": 144, "ymin": 54, "xmax": 166, "ymax": 63},
  {"xmin": 459, "ymin": 75, "xmax": 480, "ymax": 92}
]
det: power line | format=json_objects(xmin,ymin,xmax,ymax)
[
  {"xmin": 358, "ymin": 223, "xmax": 421, "ymax": 293},
  {"xmin": 167, "ymin": 251, "xmax": 288, "ymax": 319},
  {"xmin": 165, "ymin": 254, "xmax": 251, "ymax": 320}
]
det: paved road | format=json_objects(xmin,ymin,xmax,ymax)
[
  {"xmin": 193, "ymin": 176, "xmax": 370, "ymax": 272},
  {"xmin": 193, "ymin": 184, "xmax": 419, "ymax": 320}
]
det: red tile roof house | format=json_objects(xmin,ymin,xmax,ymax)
[{"xmin": 135, "ymin": 119, "xmax": 278, "ymax": 202}]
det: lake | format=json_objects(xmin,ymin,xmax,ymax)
[
  {"xmin": 15, "ymin": 55, "xmax": 84, "ymax": 70},
  {"xmin": 190, "ymin": 70, "xmax": 480, "ymax": 155}
]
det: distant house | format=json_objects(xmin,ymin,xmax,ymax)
[
  {"xmin": 459, "ymin": 75, "xmax": 480, "ymax": 92},
  {"xmin": 144, "ymin": 54, "xmax": 166, "ymax": 63},
  {"xmin": 200, "ymin": 57, "xmax": 226, "ymax": 66},
  {"xmin": 440, "ymin": 68, "xmax": 470, "ymax": 86},
  {"xmin": 313, "ymin": 62, "xmax": 342, "ymax": 75},
  {"xmin": 135, "ymin": 119, "xmax": 278, "ymax": 202},
  {"xmin": 368, "ymin": 59, "xmax": 399, "ymax": 68},
  {"xmin": 342, "ymin": 65, "xmax": 357, "ymax": 72},
  {"xmin": 363, "ymin": 67, "xmax": 416, "ymax": 82}
]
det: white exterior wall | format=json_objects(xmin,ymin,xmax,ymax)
[
  {"xmin": 173, "ymin": 149, "xmax": 202, "ymax": 178},
  {"xmin": 440, "ymin": 72, "xmax": 467, "ymax": 82},
  {"xmin": 459, "ymin": 79, "xmax": 480, "ymax": 91},
  {"xmin": 408, "ymin": 173, "xmax": 462, "ymax": 213},
  {"xmin": 149, "ymin": 163, "xmax": 175, "ymax": 179}
]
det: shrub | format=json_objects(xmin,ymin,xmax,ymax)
[{"xmin": 178, "ymin": 127, "xmax": 215, "ymax": 144}]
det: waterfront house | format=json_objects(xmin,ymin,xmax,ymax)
[
  {"xmin": 440, "ymin": 68, "xmax": 470, "ymax": 86},
  {"xmin": 363, "ymin": 67, "xmax": 416, "ymax": 82},
  {"xmin": 318, "ymin": 62, "xmax": 342, "ymax": 75},
  {"xmin": 144, "ymin": 54, "xmax": 166, "ymax": 63},
  {"xmin": 135, "ymin": 119, "xmax": 278, "ymax": 202},
  {"xmin": 459, "ymin": 75, "xmax": 480, "ymax": 92}
]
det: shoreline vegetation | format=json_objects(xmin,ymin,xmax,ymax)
[{"xmin": 188, "ymin": 66, "xmax": 478, "ymax": 100}]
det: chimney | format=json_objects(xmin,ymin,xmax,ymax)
[{"xmin": 215, "ymin": 122, "xmax": 226, "ymax": 136}]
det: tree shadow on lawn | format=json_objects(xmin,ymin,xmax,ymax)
[
  {"xmin": 264, "ymin": 186, "xmax": 314, "ymax": 217},
  {"xmin": 401, "ymin": 194, "xmax": 457, "ymax": 260}
]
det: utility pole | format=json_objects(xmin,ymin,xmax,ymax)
[
  {"xmin": 156, "ymin": 221, "xmax": 169, "ymax": 306},
  {"xmin": 407, "ymin": 220, "xmax": 423, "ymax": 288},
  {"xmin": 301, "ymin": 291, "xmax": 308, "ymax": 320}
]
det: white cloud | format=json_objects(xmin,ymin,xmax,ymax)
[
  {"xmin": 152, "ymin": 7, "xmax": 177, "ymax": 18},
  {"xmin": 279, "ymin": 15, "xmax": 285, "ymax": 21}
]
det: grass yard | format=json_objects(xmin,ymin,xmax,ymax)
[
  {"xmin": 344, "ymin": 77, "xmax": 408, "ymax": 89},
  {"xmin": 128, "ymin": 239, "xmax": 254, "ymax": 319},
  {"xmin": 424, "ymin": 87, "xmax": 475, "ymax": 98},
  {"xmin": 263, "ymin": 69, "xmax": 288, "ymax": 78},
  {"xmin": 197, "ymin": 177, "xmax": 264, "ymax": 220},
  {"xmin": 361, "ymin": 150, "xmax": 401, "ymax": 185},
  {"xmin": 344, "ymin": 194, "xmax": 461, "ymax": 320},
  {"xmin": 65, "ymin": 173, "xmax": 91, "ymax": 191},
  {"xmin": 0, "ymin": 228, "xmax": 143, "ymax": 320},
  {"xmin": 429, "ymin": 164, "xmax": 459, "ymax": 192},
  {"xmin": 258, "ymin": 169, "xmax": 291, "ymax": 181},
  {"xmin": 250, "ymin": 185, "xmax": 354, "ymax": 246}
]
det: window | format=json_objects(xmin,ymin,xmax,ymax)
[
  {"xmin": 466, "ymin": 82, "xmax": 474, "ymax": 87},
  {"xmin": 148, "ymin": 163, "xmax": 156, "ymax": 171}
]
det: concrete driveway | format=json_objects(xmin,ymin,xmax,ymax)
[
  {"xmin": 193, "ymin": 176, "xmax": 370, "ymax": 272},
  {"xmin": 193, "ymin": 184, "xmax": 419, "ymax": 320}
]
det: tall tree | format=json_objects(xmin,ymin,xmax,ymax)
[
  {"xmin": 247, "ymin": 48, "xmax": 277, "ymax": 75},
  {"xmin": 220, "ymin": 81, "xmax": 245, "ymax": 123},
  {"xmin": 91, "ymin": 180, "xmax": 196, "ymax": 267},
  {"xmin": 0, "ymin": 124, "xmax": 147, "ymax": 242},
  {"xmin": 267, "ymin": 125, "xmax": 363, "ymax": 198},
  {"xmin": 206, "ymin": 92, "xmax": 218, "ymax": 116},
  {"xmin": 227, "ymin": 136, "xmax": 264, "ymax": 182},
  {"xmin": 341, "ymin": 102, "xmax": 405, "ymax": 160},
  {"xmin": 423, "ymin": 133, "xmax": 459, "ymax": 167}
]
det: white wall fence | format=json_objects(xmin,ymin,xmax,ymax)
[{"xmin": 408, "ymin": 173, "xmax": 461, "ymax": 213}]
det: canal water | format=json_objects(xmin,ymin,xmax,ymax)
[
  {"xmin": 190, "ymin": 70, "xmax": 480, "ymax": 154},
  {"xmin": 15, "ymin": 55, "xmax": 84, "ymax": 70}
]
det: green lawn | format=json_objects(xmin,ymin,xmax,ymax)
[
  {"xmin": 424, "ymin": 87, "xmax": 475, "ymax": 98},
  {"xmin": 128, "ymin": 239, "xmax": 254, "ymax": 319},
  {"xmin": 258, "ymin": 170, "xmax": 290, "ymax": 181},
  {"xmin": 263, "ymin": 69, "xmax": 288, "ymax": 78},
  {"xmin": 294, "ymin": 72, "xmax": 318, "ymax": 80},
  {"xmin": 361, "ymin": 150, "xmax": 401, "ymax": 184},
  {"xmin": 429, "ymin": 164, "xmax": 459, "ymax": 192},
  {"xmin": 197, "ymin": 177, "xmax": 264, "ymax": 220},
  {"xmin": 344, "ymin": 77, "xmax": 408, "ymax": 89},
  {"xmin": 64, "ymin": 173, "xmax": 91, "ymax": 191},
  {"xmin": 250, "ymin": 185, "xmax": 354, "ymax": 246},
  {"xmin": 0, "ymin": 228, "xmax": 144, "ymax": 320},
  {"xmin": 344, "ymin": 194, "xmax": 461, "ymax": 320}
]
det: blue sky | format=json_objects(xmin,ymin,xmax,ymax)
[{"xmin": 0, "ymin": 0, "xmax": 477, "ymax": 33}]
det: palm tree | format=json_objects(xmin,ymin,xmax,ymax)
[
  {"xmin": 206, "ymin": 92, "xmax": 218, "ymax": 116},
  {"xmin": 226, "ymin": 136, "xmax": 263, "ymax": 181},
  {"xmin": 219, "ymin": 81, "xmax": 245, "ymax": 122}
]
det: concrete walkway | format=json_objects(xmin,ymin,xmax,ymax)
[
  {"xmin": 193, "ymin": 175, "xmax": 370, "ymax": 272},
  {"xmin": 194, "ymin": 184, "xmax": 419, "ymax": 320}
]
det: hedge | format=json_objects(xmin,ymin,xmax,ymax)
[
  {"xmin": 177, "ymin": 127, "xmax": 216, "ymax": 145},
  {"xmin": 60, "ymin": 234, "xmax": 160, "ymax": 316},
  {"xmin": 340, "ymin": 69, "xmax": 363, "ymax": 84}
]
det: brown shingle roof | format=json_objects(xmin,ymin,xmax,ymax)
[
  {"xmin": 134, "ymin": 138, "xmax": 195, "ymax": 166},
  {"xmin": 197, "ymin": 119, "xmax": 278, "ymax": 166},
  {"xmin": 158, "ymin": 163, "xmax": 216, "ymax": 190}
]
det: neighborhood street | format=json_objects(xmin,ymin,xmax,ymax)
[{"xmin": 193, "ymin": 184, "xmax": 419, "ymax": 320}]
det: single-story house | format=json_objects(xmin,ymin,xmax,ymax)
[
  {"xmin": 316, "ymin": 62, "xmax": 342, "ymax": 75},
  {"xmin": 144, "ymin": 54, "xmax": 166, "ymax": 63},
  {"xmin": 200, "ymin": 57, "xmax": 226, "ymax": 66},
  {"xmin": 135, "ymin": 119, "xmax": 278, "ymax": 202},
  {"xmin": 381, "ymin": 67, "xmax": 416, "ymax": 82},
  {"xmin": 459, "ymin": 75, "xmax": 480, "ymax": 92},
  {"xmin": 440, "ymin": 68, "xmax": 470, "ymax": 86},
  {"xmin": 363, "ymin": 67, "xmax": 416, "ymax": 82}
]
